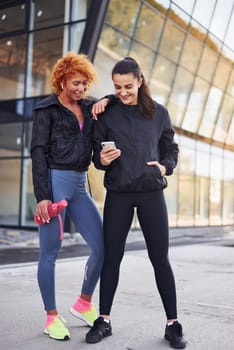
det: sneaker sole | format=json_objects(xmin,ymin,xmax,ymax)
[
  {"xmin": 44, "ymin": 329, "xmax": 70, "ymax": 341},
  {"xmin": 69, "ymin": 307, "xmax": 93, "ymax": 327},
  {"xmin": 165, "ymin": 334, "xmax": 186, "ymax": 349}
]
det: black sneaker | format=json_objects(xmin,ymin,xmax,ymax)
[
  {"xmin": 85, "ymin": 316, "xmax": 112, "ymax": 344},
  {"xmin": 164, "ymin": 321, "xmax": 186, "ymax": 349}
]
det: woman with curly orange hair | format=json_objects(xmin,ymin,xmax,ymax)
[{"xmin": 31, "ymin": 52, "xmax": 110, "ymax": 341}]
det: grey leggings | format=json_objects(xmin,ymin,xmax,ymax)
[
  {"xmin": 100, "ymin": 190, "xmax": 177, "ymax": 320},
  {"xmin": 37, "ymin": 169, "xmax": 104, "ymax": 311}
]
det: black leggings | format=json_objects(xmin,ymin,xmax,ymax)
[{"xmin": 100, "ymin": 191, "xmax": 177, "ymax": 320}]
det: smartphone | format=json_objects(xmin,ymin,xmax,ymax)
[{"xmin": 101, "ymin": 141, "xmax": 116, "ymax": 149}]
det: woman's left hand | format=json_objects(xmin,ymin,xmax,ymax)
[
  {"xmin": 147, "ymin": 161, "xmax": 166, "ymax": 176},
  {"xmin": 92, "ymin": 98, "xmax": 110, "ymax": 119}
]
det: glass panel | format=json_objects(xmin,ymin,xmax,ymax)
[
  {"xmin": 70, "ymin": 22, "xmax": 85, "ymax": 52},
  {"xmin": 180, "ymin": 34, "xmax": 203, "ymax": 72},
  {"xmin": 128, "ymin": 43, "xmax": 155, "ymax": 81},
  {"xmin": 226, "ymin": 116, "xmax": 234, "ymax": 147},
  {"xmin": 159, "ymin": 20, "xmax": 185, "ymax": 63},
  {"xmin": 224, "ymin": 10, "xmax": 234, "ymax": 53},
  {"xmin": 177, "ymin": 137, "xmax": 195, "ymax": 226},
  {"xmin": 197, "ymin": 46, "xmax": 219, "ymax": 82},
  {"xmin": 34, "ymin": 0, "xmax": 65, "ymax": 29},
  {"xmin": 21, "ymin": 158, "xmax": 37, "ymax": 226},
  {"xmin": 209, "ymin": 146, "xmax": 223, "ymax": 225},
  {"xmin": 98, "ymin": 24, "xmax": 131, "ymax": 60},
  {"xmin": 192, "ymin": 0, "xmax": 216, "ymax": 29},
  {"xmin": 213, "ymin": 57, "xmax": 232, "ymax": 90},
  {"xmin": 0, "ymin": 159, "xmax": 21, "ymax": 226},
  {"xmin": 0, "ymin": 2, "xmax": 26, "ymax": 34},
  {"xmin": 209, "ymin": 0, "xmax": 233, "ymax": 41},
  {"xmin": 150, "ymin": 56, "xmax": 176, "ymax": 105},
  {"xmin": 27, "ymin": 28, "xmax": 64, "ymax": 97},
  {"xmin": 167, "ymin": 67, "xmax": 194, "ymax": 126},
  {"xmin": 0, "ymin": 35, "xmax": 26, "ymax": 99},
  {"xmin": 195, "ymin": 141, "xmax": 210, "ymax": 225},
  {"xmin": 227, "ymin": 68, "xmax": 234, "ymax": 97},
  {"xmin": 223, "ymin": 150, "xmax": 234, "ymax": 225},
  {"xmin": 165, "ymin": 171, "xmax": 178, "ymax": 227},
  {"xmin": 0, "ymin": 123, "xmax": 22, "ymax": 157},
  {"xmin": 213, "ymin": 94, "xmax": 234, "ymax": 143},
  {"xmin": 198, "ymin": 87, "xmax": 223, "ymax": 138},
  {"xmin": 106, "ymin": 0, "xmax": 141, "ymax": 37},
  {"xmin": 172, "ymin": 0, "xmax": 195, "ymax": 14},
  {"xmin": 182, "ymin": 77, "xmax": 209, "ymax": 133},
  {"xmin": 170, "ymin": 4, "xmax": 191, "ymax": 24},
  {"xmin": 71, "ymin": 0, "xmax": 89, "ymax": 21},
  {"xmin": 134, "ymin": 3, "xmax": 164, "ymax": 49}
]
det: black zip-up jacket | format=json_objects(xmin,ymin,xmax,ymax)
[
  {"xmin": 31, "ymin": 94, "xmax": 95, "ymax": 202},
  {"xmin": 92, "ymin": 100, "xmax": 179, "ymax": 193}
]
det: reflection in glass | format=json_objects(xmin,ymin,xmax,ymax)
[
  {"xmin": 180, "ymin": 34, "xmax": 203, "ymax": 72},
  {"xmin": 34, "ymin": 0, "xmax": 65, "ymax": 29},
  {"xmin": 134, "ymin": 3, "xmax": 164, "ymax": 49},
  {"xmin": 226, "ymin": 117, "xmax": 234, "ymax": 147},
  {"xmin": 0, "ymin": 36, "xmax": 26, "ymax": 99},
  {"xmin": 223, "ymin": 151, "xmax": 234, "ymax": 224},
  {"xmin": 182, "ymin": 77, "xmax": 209, "ymax": 133},
  {"xmin": 209, "ymin": 0, "xmax": 233, "ymax": 41},
  {"xmin": 192, "ymin": 0, "xmax": 216, "ymax": 29},
  {"xmin": 0, "ymin": 159, "xmax": 20, "ymax": 225},
  {"xmin": 150, "ymin": 56, "xmax": 176, "ymax": 104},
  {"xmin": 0, "ymin": 3, "xmax": 25, "ymax": 34},
  {"xmin": 172, "ymin": 0, "xmax": 195, "ymax": 14},
  {"xmin": 198, "ymin": 46, "xmax": 218, "ymax": 82},
  {"xmin": 0, "ymin": 123, "xmax": 22, "ymax": 157},
  {"xmin": 199, "ymin": 87, "xmax": 222, "ymax": 138},
  {"xmin": 129, "ymin": 42, "xmax": 155, "ymax": 81},
  {"xmin": 213, "ymin": 57, "xmax": 232, "ymax": 91},
  {"xmin": 167, "ymin": 67, "xmax": 194, "ymax": 126},
  {"xmin": 159, "ymin": 20, "xmax": 185, "ymax": 64},
  {"xmin": 209, "ymin": 146, "xmax": 223, "ymax": 225},
  {"xmin": 213, "ymin": 94, "xmax": 234, "ymax": 142},
  {"xmin": 106, "ymin": 0, "xmax": 141, "ymax": 37},
  {"xmin": 27, "ymin": 28, "xmax": 64, "ymax": 97}
]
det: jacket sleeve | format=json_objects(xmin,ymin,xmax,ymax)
[
  {"xmin": 92, "ymin": 118, "xmax": 110, "ymax": 171},
  {"xmin": 159, "ymin": 109, "xmax": 179, "ymax": 176},
  {"xmin": 30, "ymin": 108, "xmax": 53, "ymax": 202}
]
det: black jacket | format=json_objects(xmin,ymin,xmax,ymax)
[
  {"xmin": 92, "ymin": 100, "xmax": 179, "ymax": 193},
  {"xmin": 31, "ymin": 94, "xmax": 95, "ymax": 202}
]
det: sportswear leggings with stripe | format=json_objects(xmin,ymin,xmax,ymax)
[
  {"xmin": 37, "ymin": 169, "xmax": 104, "ymax": 311},
  {"xmin": 99, "ymin": 190, "xmax": 177, "ymax": 320}
]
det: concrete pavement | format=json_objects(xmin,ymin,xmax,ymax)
[{"xmin": 1, "ymin": 240, "xmax": 234, "ymax": 350}]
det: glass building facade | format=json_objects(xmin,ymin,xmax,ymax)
[{"xmin": 0, "ymin": 0, "xmax": 233, "ymax": 229}]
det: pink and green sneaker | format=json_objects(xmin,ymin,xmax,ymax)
[
  {"xmin": 70, "ymin": 297, "xmax": 97, "ymax": 327},
  {"xmin": 44, "ymin": 315, "xmax": 70, "ymax": 340}
]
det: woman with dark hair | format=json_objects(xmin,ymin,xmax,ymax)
[
  {"xmin": 86, "ymin": 57, "xmax": 186, "ymax": 349},
  {"xmin": 31, "ymin": 52, "xmax": 111, "ymax": 341}
]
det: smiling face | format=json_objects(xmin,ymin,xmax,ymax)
[
  {"xmin": 112, "ymin": 73, "xmax": 142, "ymax": 105},
  {"xmin": 62, "ymin": 72, "xmax": 88, "ymax": 102}
]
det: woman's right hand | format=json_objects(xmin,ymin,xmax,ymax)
[
  {"xmin": 100, "ymin": 146, "xmax": 121, "ymax": 166},
  {"xmin": 36, "ymin": 199, "xmax": 52, "ymax": 223}
]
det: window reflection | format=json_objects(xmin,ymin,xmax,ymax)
[
  {"xmin": 150, "ymin": 56, "xmax": 176, "ymax": 104},
  {"xmin": 0, "ymin": 3, "xmax": 25, "ymax": 34},
  {"xmin": 167, "ymin": 67, "xmax": 194, "ymax": 126},
  {"xmin": 159, "ymin": 20, "xmax": 185, "ymax": 63},
  {"xmin": 199, "ymin": 87, "xmax": 223, "ymax": 138},
  {"xmin": 182, "ymin": 77, "xmax": 209, "ymax": 132},
  {"xmin": 213, "ymin": 57, "xmax": 232, "ymax": 90},
  {"xmin": 0, "ymin": 36, "xmax": 26, "ymax": 99},
  {"xmin": 134, "ymin": 3, "xmax": 164, "ymax": 49},
  {"xmin": 213, "ymin": 94, "xmax": 234, "ymax": 142},
  {"xmin": 34, "ymin": 0, "xmax": 65, "ymax": 29},
  {"xmin": 180, "ymin": 34, "xmax": 203, "ymax": 72},
  {"xmin": 197, "ymin": 46, "xmax": 219, "ymax": 82},
  {"xmin": 192, "ymin": 0, "xmax": 216, "ymax": 29}
]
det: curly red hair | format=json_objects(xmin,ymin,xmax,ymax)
[{"xmin": 51, "ymin": 51, "xmax": 98, "ymax": 95}]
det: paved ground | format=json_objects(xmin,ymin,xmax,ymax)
[{"xmin": 1, "ymin": 225, "xmax": 234, "ymax": 350}]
